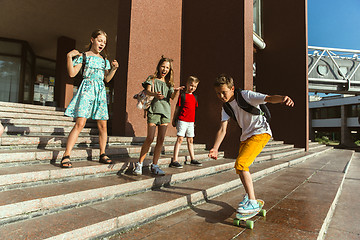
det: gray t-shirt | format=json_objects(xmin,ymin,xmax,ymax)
[{"xmin": 143, "ymin": 76, "xmax": 174, "ymax": 118}]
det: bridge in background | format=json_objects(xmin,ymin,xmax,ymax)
[{"xmin": 308, "ymin": 46, "xmax": 360, "ymax": 94}]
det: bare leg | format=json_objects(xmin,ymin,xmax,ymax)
[
  {"xmin": 238, "ymin": 170, "xmax": 256, "ymax": 200},
  {"xmin": 186, "ymin": 137, "xmax": 195, "ymax": 161},
  {"xmin": 138, "ymin": 123, "xmax": 156, "ymax": 164},
  {"xmin": 62, "ymin": 117, "xmax": 87, "ymax": 166},
  {"xmin": 97, "ymin": 120, "xmax": 108, "ymax": 155},
  {"xmin": 0, "ymin": 123, "xmax": 4, "ymax": 137},
  {"xmin": 152, "ymin": 124, "xmax": 168, "ymax": 165},
  {"xmin": 172, "ymin": 136, "xmax": 183, "ymax": 162},
  {"xmin": 63, "ymin": 117, "xmax": 87, "ymax": 157}
]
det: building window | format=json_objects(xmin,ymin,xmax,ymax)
[
  {"xmin": 347, "ymin": 104, "xmax": 360, "ymax": 117},
  {"xmin": 0, "ymin": 55, "xmax": 21, "ymax": 102},
  {"xmin": 0, "ymin": 38, "xmax": 35, "ymax": 103},
  {"xmin": 327, "ymin": 106, "xmax": 341, "ymax": 118},
  {"xmin": 34, "ymin": 57, "xmax": 56, "ymax": 106},
  {"xmin": 253, "ymin": 0, "xmax": 263, "ymax": 37},
  {"xmin": 312, "ymin": 106, "xmax": 341, "ymax": 119}
]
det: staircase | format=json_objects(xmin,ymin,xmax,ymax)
[{"xmin": 0, "ymin": 101, "xmax": 337, "ymax": 239}]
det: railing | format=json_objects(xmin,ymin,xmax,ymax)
[{"xmin": 308, "ymin": 46, "xmax": 360, "ymax": 93}]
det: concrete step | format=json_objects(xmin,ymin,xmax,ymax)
[
  {"xmin": 1, "ymin": 136, "xmax": 293, "ymax": 154},
  {"xmin": 0, "ymin": 145, "xmax": 333, "ymax": 239},
  {"xmin": 0, "ymin": 142, "xmax": 323, "ymax": 192},
  {"xmin": 0, "ymin": 101, "xmax": 65, "ymax": 112},
  {"xmin": 1, "ymin": 117, "xmax": 97, "ymax": 128},
  {"xmin": 0, "ymin": 105, "xmax": 65, "ymax": 116},
  {"xmin": 1, "ymin": 111, "xmax": 74, "ymax": 122},
  {"xmin": 260, "ymin": 143, "xmax": 294, "ymax": 153},
  {"xmin": 2, "ymin": 125, "xmax": 99, "ymax": 136},
  {"xmin": 0, "ymin": 150, "xmax": 219, "ymax": 191},
  {"xmin": 116, "ymin": 148, "xmax": 353, "ymax": 240},
  {"xmin": 0, "ymin": 134, "xmax": 285, "ymax": 151},
  {"xmin": 0, "ymin": 135, "xmax": 181, "ymax": 149},
  {"xmin": 0, "ymin": 142, "xmax": 206, "ymax": 167},
  {"xmin": 0, "ymin": 157, "xmax": 231, "ymax": 225},
  {"xmin": 256, "ymin": 143, "xmax": 329, "ymax": 163}
]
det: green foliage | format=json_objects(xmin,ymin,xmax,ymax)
[{"xmin": 315, "ymin": 136, "xmax": 330, "ymax": 144}]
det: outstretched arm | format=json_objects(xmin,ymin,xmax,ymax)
[
  {"xmin": 208, "ymin": 120, "xmax": 229, "ymax": 160},
  {"xmin": 264, "ymin": 95, "xmax": 294, "ymax": 107},
  {"xmin": 104, "ymin": 60, "xmax": 119, "ymax": 83},
  {"xmin": 67, "ymin": 50, "xmax": 82, "ymax": 77},
  {"xmin": 171, "ymin": 86, "xmax": 185, "ymax": 100}
]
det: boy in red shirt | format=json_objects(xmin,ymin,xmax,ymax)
[{"xmin": 170, "ymin": 76, "xmax": 201, "ymax": 168}]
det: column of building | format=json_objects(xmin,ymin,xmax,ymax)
[{"xmin": 341, "ymin": 105, "xmax": 356, "ymax": 147}]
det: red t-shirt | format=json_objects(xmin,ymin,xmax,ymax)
[{"xmin": 177, "ymin": 93, "xmax": 198, "ymax": 122}]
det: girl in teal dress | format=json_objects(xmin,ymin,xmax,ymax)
[
  {"xmin": 133, "ymin": 56, "xmax": 184, "ymax": 175},
  {"xmin": 61, "ymin": 29, "xmax": 119, "ymax": 168}
]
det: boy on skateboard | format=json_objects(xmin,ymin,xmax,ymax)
[
  {"xmin": 208, "ymin": 74, "xmax": 294, "ymax": 214},
  {"xmin": 170, "ymin": 76, "xmax": 202, "ymax": 168}
]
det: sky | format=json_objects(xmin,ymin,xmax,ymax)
[
  {"xmin": 308, "ymin": 0, "xmax": 360, "ymax": 50},
  {"xmin": 308, "ymin": 0, "xmax": 360, "ymax": 97}
]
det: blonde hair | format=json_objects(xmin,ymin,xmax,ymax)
[
  {"xmin": 85, "ymin": 29, "xmax": 109, "ymax": 59},
  {"xmin": 153, "ymin": 55, "xmax": 174, "ymax": 87},
  {"xmin": 187, "ymin": 76, "xmax": 200, "ymax": 84},
  {"xmin": 214, "ymin": 74, "xmax": 234, "ymax": 89}
]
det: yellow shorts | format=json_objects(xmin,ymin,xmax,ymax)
[{"xmin": 235, "ymin": 133, "xmax": 271, "ymax": 173}]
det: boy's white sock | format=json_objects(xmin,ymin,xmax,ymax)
[{"xmin": 249, "ymin": 199, "xmax": 258, "ymax": 205}]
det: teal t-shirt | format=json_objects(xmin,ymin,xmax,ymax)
[{"xmin": 143, "ymin": 76, "xmax": 174, "ymax": 118}]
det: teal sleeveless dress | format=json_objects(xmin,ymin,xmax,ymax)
[{"xmin": 65, "ymin": 55, "xmax": 111, "ymax": 120}]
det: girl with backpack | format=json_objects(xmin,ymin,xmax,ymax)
[
  {"xmin": 133, "ymin": 56, "xmax": 184, "ymax": 175},
  {"xmin": 61, "ymin": 29, "xmax": 118, "ymax": 168}
]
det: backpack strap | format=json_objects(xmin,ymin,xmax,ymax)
[
  {"xmin": 80, "ymin": 52, "xmax": 86, "ymax": 77},
  {"xmin": 103, "ymin": 57, "xmax": 106, "ymax": 72},
  {"xmin": 193, "ymin": 93, "xmax": 198, "ymax": 107},
  {"xmin": 180, "ymin": 92, "xmax": 186, "ymax": 106},
  {"xmin": 223, "ymin": 102, "xmax": 236, "ymax": 120},
  {"xmin": 222, "ymin": 88, "xmax": 271, "ymax": 122},
  {"xmin": 234, "ymin": 88, "xmax": 262, "ymax": 115}
]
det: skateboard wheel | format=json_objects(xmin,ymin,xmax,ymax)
[
  {"xmin": 246, "ymin": 220, "xmax": 254, "ymax": 229},
  {"xmin": 233, "ymin": 219, "xmax": 240, "ymax": 226},
  {"xmin": 260, "ymin": 209, "xmax": 266, "ymax": 217}
]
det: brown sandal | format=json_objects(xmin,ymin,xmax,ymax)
[
  {"xmin": 99, "ymin": 153, "xmax": 113, "ymax": 164},
  {"xmin": 60, "ymin": 156, "xmax": 72, "ymax": 168}
]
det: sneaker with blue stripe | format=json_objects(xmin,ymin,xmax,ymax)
[
  {"xmin": 238, "ymin": 194, "xmax": 249, "ymax": 208},
  {"xmin": 237, "ymin": 199, "xmax": 260, "ymax": 214}
]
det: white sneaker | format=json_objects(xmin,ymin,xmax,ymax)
[
  {"xmin": 238, "ymin": 194, "xmax": 249, "ymax": 208},
  {"xmin": 133, "ymin": 162, "xmax": 143, "ymax": 175},
  {"xmin": 237, "ymin": 199, "xmax": 260, "ymax": 214},
  {"xmin": 151, "ymin": 164, "xmax": 165, "ymax": 176}
]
